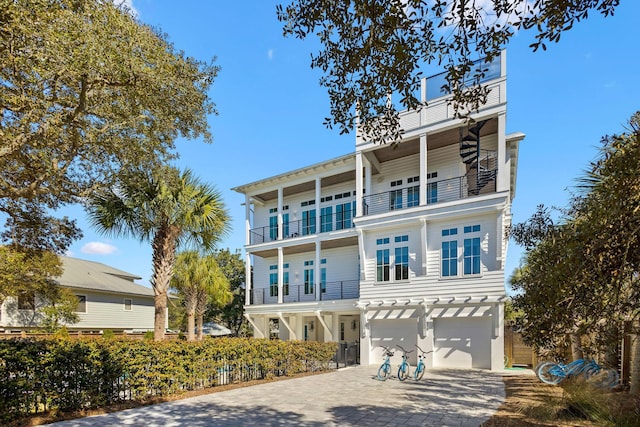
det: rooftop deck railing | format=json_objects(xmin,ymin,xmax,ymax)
[
  {"xmin": 249, "ymin": 280, "xmax": 359, "ymax": 305},
  {"xmin": 425, "ymin": 55, "xmax": 502, "ymax": 101}
]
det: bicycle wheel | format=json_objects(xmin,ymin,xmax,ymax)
[
  {"xmin": 398, "ymin": 363, "xmax": 410, "ymax": 381},
  {"xmin": 377, "ymin": 364, "xmax": 390, "ymax": 381},
  {"xmin": 414, "ymin": 363, "xmax": 425, "ymax": 380},
  {"xmin": 538, "ymin": 362, "xmax": 563, "ymax": 385},
  {"xmin": 534, "ymin": 361, "xmax": 548, "ymax": 379}
]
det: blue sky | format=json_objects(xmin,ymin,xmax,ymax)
[{"xmin": 63, "ymin": 1, "xmax": 639, "ymax": 288}]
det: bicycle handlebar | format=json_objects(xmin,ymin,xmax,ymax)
[
  {"xmin": 396, "ymin": 345, "xmax": 414, "ymax": 355},
  {"xmin": 379, "ymin": 345, "xmax": 394, "ymax": 357},
  {"xmin": 415, "ymin": 345, "xmax": 433, "ymax": 356}
]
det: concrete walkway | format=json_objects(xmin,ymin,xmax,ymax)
[{"xmin": 48, "ymin": 367, "xmax": 512, "ymax": 427}]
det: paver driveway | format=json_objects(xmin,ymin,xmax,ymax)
[{"xmin": 48, "ymin": 367, "xmax": 506, "ymax": 427}]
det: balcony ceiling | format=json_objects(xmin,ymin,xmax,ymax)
[
  {"xmin": 372, "ymin": 118, "xmax": 498, "ymax": 163},
  {"xmin": 250, "ymin": 235, "xmax": 358, "ymax": 258},
  {"xmin": 252, "ymin": 170, "xmax": 357, "ymax": 202}
]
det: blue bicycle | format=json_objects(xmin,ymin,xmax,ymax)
[
  {"xmin": 537, "ymin": 358, "xmax": 619, "ymax": 388},
  {"xmin": 377, "ymin": 346, "xmax": 394, "ymax": 381},
  {"xmin": 396, "ymin": 345, "xmax": 414, "ymax": 381},
  {"xmin": 413, "ymin": 345, "xmax": 432, "ymax": 380}
]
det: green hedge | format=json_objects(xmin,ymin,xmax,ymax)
[{"xmin": 0, "ymin": 337, "xmax": 337, "ymax": 423}]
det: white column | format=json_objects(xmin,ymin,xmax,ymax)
[
  {"xmin": 315, "ymin": 177, "xmax": 321, "ymax": 232},
  {"xmin": 419, "ymin": 133, "xmax": 427, "ymax": 206},
  {"xmin": 355, "ymin": 151, "xmax": 363, "ymax": 217},
  {"xmin": 294, "ymin": 314, "xmax": 304, "ymax": 341},
  {"xmin": 360, "ymin": 309, "xmax": 371, "ymax": 365},
  {"xmin": 421, "ymin": 218, "xmax": 428, "ymax": 276},
  {"xmin": 277, "ymin": 187, "xmax": 283, "ymax": 240},
  {"xmin": 365, "ymin": 158, "xmax": 372, "ymax": 200},
  {"xmin": 496, "ymin": 211, "xmax": 504, "ymax": 270},
  {"xmin": 245, "ymin": 195, "xmax": 251, "ymax": 246},
  {"xmin": 277, "ymin": 247, "xmax": 284, "ymax": 304},
  {"xmin": 497, "ymin": 112, "xmax": 507, "ymax": 192},
  {"xmin": 315, "ymin": 240, "xmax": 321, "ymax": 301},
  {"xmin": 245, "ymin": 252, "xmax": 252, "ymax": 305},
  {"xmin": 332, "ymin": 313, "xmax": 340, "ymax": 343},
  {"xmin": 357, "ymin": 229, "xmax": 366, "ymax": 281},
  {"xmin": 491, "ymin": 303, "xmax": 505, "ymax": 371}
]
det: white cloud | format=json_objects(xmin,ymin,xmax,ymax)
[
  {"xmin": 81, "ymin": 242, "xmax": 118, "ymax": 255},
  {"xmin": 113, "ymin": 0, "xmax": 138, "ymax": 17},
  {"xmin": 65, "ymin": 250, "xmax": 75, "ymax": 258},
  {"xmin": 268, "ymin": 49, "xmax": 274, "ymax": 60}
]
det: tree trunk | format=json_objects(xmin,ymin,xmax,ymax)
[
  {"xmin": 150, "ymin": 225, "xmax": 179, "ymax": 341},
  {"xmin": 570, "ymin": 333, "xmax": 583, "ymax": 360},
  {"xmin": 154, "ymin": 292, "xmax": 167, "ymax": 341},
  {"xmin": 630, "ymin": 323, "xmax": 640, "ymax": 394},
  {"xmin": 186, "ymin": 310, "xmax": 196, "ymax": 342},
  {"xmin": 197, "ymin": 313, "xmax": 204, "ymax": 341}
]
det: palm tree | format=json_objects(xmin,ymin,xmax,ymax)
[
  {"xmin": 88, "ymin": 166, "xmax": 229, "ymax": 340},
  {"xmin": 171, "ymin": 250, "xmax": 231, "ymax": 341}
]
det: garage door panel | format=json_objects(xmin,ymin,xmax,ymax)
[
  {"xmin": 370, "ymin": 319, "xmax": 418, "ymax": 365},
  {"xmin": 434, "ymin": 317, "xmax": 491, "ymax": 369}
]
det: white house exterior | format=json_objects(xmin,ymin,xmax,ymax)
[
  {"xmin": 233, "ymin": 51, "xmax": 524, "ymax": 370},
  {"xmin": 0, "ymin": 257, "xmax": 157, "ymax": 333}
]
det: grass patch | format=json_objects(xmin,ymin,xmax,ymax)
[{"xmin": 560, "ymin": 379, "xmax": 640, "ymax": 426}]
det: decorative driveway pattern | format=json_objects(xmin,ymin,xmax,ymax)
[{"xmin": 48, "ymin": 367, "xmax": 507, "ymax": 427}]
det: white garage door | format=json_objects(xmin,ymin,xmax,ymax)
[
  {"xmin": 369, "ymin": 318, "xmax": 418, "ymax": 365},
  {"xmin": 433, "ymin": 317, "xmax": 491, "ymax": 369}
]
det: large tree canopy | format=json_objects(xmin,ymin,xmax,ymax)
[
  {"xmin": 0, "ymin": 0, "xmax": 218, "ymax": 252},
  {"xmin": 277, "ymin": 0, "xmax": 619, "ymax": 143},
  {"xmin": 510, "ymin": 112, "xmax": 640, "ymax": 386}
]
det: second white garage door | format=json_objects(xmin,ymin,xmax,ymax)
[{"xmin": 433, "ymin": 317, "xmax": 491, "ymax": 369}]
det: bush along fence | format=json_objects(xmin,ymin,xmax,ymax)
[{"xmin": 0, "ymin": 337, "xmax": 337, "ymax": 423}]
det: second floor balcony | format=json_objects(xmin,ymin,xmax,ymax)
[
  {"xmin": 249, "ymin": 209, "xmax": 356, "ymax": 245},
  {"xmin": 250, "ymin": 280, "xmax": 360, "ymax": 305}
]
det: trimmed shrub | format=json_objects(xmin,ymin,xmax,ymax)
[{"xmin": 0, "ymin": 337, "xmax": 337, "ymax": 423}]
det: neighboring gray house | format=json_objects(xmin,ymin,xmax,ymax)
[{"xmin": 0, "ymin": 257, "xmax": 157, "ymax": 333}]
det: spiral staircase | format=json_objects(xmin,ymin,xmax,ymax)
[{"xmin": 459, "ymin": 120, "xmax": 497, "ymax": 196}]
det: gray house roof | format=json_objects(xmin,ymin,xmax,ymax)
[{"xmin": 58, "ymin": 257, "xmax": 155, "ymax": 297}]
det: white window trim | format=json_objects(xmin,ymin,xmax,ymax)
[
  {"xmin": 124, "ymin": 298, "xmax": 133, "ymax": 312},
  {"xmin": 439, "ymin": 226, "xmax": 484, "ymax": 280},
  {"xmin": 76, "ymin": 294, "xmax": 88, "ymax": 314},
  {"xmin": 374, "ymin": 235, "xmax": 411, "ymax": 285}
]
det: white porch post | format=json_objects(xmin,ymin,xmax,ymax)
[
  {"xmin": 294, "ymin": 314, "xmax": 304, "ymax": 341},
  {"xmin": 497, "ymin": 112, "xmax": 508, "ymax": 192},
  {"xmin": 419, "ymin": 133, "xmax": 427, "ymax": 206},
  {"xmin": 421, "ymin": 218, "xmax": 428, "ymax": 276},
  {"xmin": 245, "ymin": 252, "xmax": 252, "ymax": 305},
  {"xmin": 245, "ymin": 195, "xmax": 251, "ymax": 246},
  {"xmin": 491, "ymin": 302, "xmax": 505, "ymax": 371},
  {"xmin": 244, "ymin": 314, "xmax": 266, "ymax": 339},
  {"xmin": 496, "ymin": 211, "xmax": 504, "ymax": 270},
  {"xmin": 277, "ymin": 187, "xmax": 283, "ymax": 240},
  {"xmin": 332, "ymin": 313, "xmax": 340, "ymax": 343},
  {"xmin": 315, "ymin": 176, "xmax": 321, "ymax": 231},
  {"xmin": 365, "ymin": 158, "xmax": 372, "ymax": 205},
  {"xmin": 277, "ymin": 247, "xmax": 284, "ymax": 304},
  {"xmin": 315, "ymin": 240, "xmax": 321, "ymax": 301},
  {"xmin": 358, "ymin": 229, "xmax": 366, "ymax": 281},
  {"xmin": 355, "ymin": 151, "xmax": 363, "ymax": 217}
]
